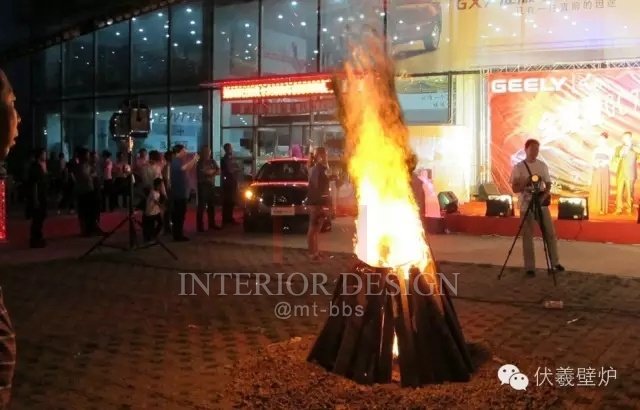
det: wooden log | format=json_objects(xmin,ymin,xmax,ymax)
[
  {"xmin": 388, "ymin": 273, "xmax": 421, "ymax": 387},
  {"xmin": 376, "ymin": 293, "xmax": 394, "ymax": 383},
  {"xmin": 333, "ymin": 270, "xmax": 369, "ymax": 376},
  {"xmin": 307, "ymin": 273, "xmax": 347, "ymax": 369}
]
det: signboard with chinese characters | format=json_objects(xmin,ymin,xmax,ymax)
[
  {"xmin": 390, "ymin": 0, "xmax": 639, "ymax": 74},
  {"xmin": 489, "ymin": 68, "xmax": 640, "ymax": 204}
]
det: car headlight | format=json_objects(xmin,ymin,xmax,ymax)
[{"xmin": 244, "ymin": 189, "xmax": 254, "ymax": 200}]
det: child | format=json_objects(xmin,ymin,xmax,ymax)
[{"xmin": 143, "ymin": 178, "xmax": 164, "ymax": 242}]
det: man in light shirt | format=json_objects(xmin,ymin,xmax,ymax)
[{"xmin": 510, "ymin": 139, "xmax": 564, "ymax": 277}]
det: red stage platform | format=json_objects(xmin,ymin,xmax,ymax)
[{"xmin": 444, "ymin": 201, "xmax": 640, "ymax": 245}]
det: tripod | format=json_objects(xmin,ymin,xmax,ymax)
[
  {"xmin": 81, "ymin": 136, "xmax": 177, "ymax": 260},
  {"xmin": 498, "ymin": 191, "xmax": 557, "ymax": 286}
]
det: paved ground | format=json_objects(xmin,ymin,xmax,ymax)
[
  {"xmin": 3, "ymin": 210, "xmax": 640, "ymax": 278},
  {"xmin": 1, "ymin": 234, "xmax": 639, "ymax": 408}
]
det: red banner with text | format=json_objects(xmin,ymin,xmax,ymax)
[{"xmin": 489, "ymin": 68, "xmax": 640, "ymax": 208}]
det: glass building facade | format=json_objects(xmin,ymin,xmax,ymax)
[
  {"xmin": 31, "ymin": 0, "xmax": 452, "ymax": 176},
  {"xmin": 30, "ymin": 0, "xmax": 639, "ymax": 199}
]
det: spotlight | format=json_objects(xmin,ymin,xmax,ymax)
[
  {"xmin": 485, "ymin": 195, "xmax": 514, "ymax": 217},
  {"xmin": 558, "ymin": 197, "xmax": 588, "ymax": 220},
  {"xmin": 437, "ymin": 191, "xmax": 458, "ymax": 214}
]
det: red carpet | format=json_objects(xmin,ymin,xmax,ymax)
[{"xmin": 444, "ymin": 201, "xmax": 640, "ymax": 244}]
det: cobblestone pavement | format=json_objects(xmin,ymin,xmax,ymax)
[{"xmin": 1, "ymin": 241, "xmax": 639, "ymax": 409}]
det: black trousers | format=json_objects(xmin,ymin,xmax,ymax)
[
  {"xmin": 142, "ymin": 214, "xmax": 163, "ymax": 242},
  {"xmin": 30, "ymin": 206, "xmax": 46, "ymax": 243},
  {"xmin": 171, "ymin": 198, "xmax": 188, "ymax": 239},
  {"xmin": 102, "ymin": 179, "xmax": 116, "ymax": 212},
  {"xmin": 222, "ymin": 183, "xmax": 236, "ymax": 224},
  {"xmin": 114, "ymin": 177, "xmax": 129, "ymax": 209},
  {"xmin": 197, "ymin": 184, "xmax": 216, "ymax": 231},
  {"xmin": 78, "ymin": 192, "xmax": 100, "ymax": 235}
]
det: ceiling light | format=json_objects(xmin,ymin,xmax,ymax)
[
  {"xmin": 291, "ymin": 1, "xmax": 298, "ymax": 5},
  {"xmin": 166, "ymin": 34, "xmax": 170, "ymax": 38},
  {"xmin": 116, "ymin": 32, "xmax": 120, "ymax": 36},
  {"xmin": 245, "ymin": 23, "xmax": 250, "ymax": 28},
  {"xmin": 190, "ymin": 20, "xmax": 196, "ymax": 25},
  {"xmin": 164, "ymin": 24, "xmax": 169, "ymax": 29},
  {"xmin": 379, "ymin": 12, "xmax": 385, "ymax": 16},
  {"xmin": 132, "ymin": 17, "xmax": 136, "ymax": 21},
  {"xmin": 393, "ymin": 35, "xmax": 398, "ymax": 40},
  {"xmin": 360, "ymin": 14, "xmax": 364, "ymax": 19},
  {"xmin": 322, "ymin": 27, "xmax": 327, "ymax": 32},
  {"xmin": 247, "ymin": 34, "xmax": 251, "ymax": 38},
  {"xmin": 278, "ymin": 14, "xmax": 283, "ymax": 19},
  {"xmin": 338, "ymin": 16, "xmax": 343, "ymax": 22},
  {"xmin": 174, "ymin": 43, "xmax": 178, "ymax": 47},
  {"xmin": 196, "ymin": 40, "xmax": 202, "ymax": 44},
  {"xmin": 191, "ymin": 30, "xmax": 196, "ymax": 35},
  {"xmin": 106, "ymin": 19, "xmax": 113, "ymax": 26},
  {"xmin": 571, "ymin": 21, "xmax": 577, "ymax": 26},
  {"xmin": 399, "ymin": 20, "xmax": 404, "ymax": 24},
  {"xmin": 139, "ymin": 28, "xmax": 144, "ymax": 32},
  {"xmin": 416, "ymin": 26, "xmax": 420, "ymax": 31},
  {"xmin": 533, "ymin": 24, "xmax": 538, "ymax": 28},
  {"xmin": 495, "ymin": 27, "xmax": 501, "ymax": 32},
  {"xmin": 313, "ymin": 50, "xmax": 318, "ymax": 54},
  {"xmin": 300, "ymin": 21, "xmax": 306, "ymax": 26},
  {"xmin": 143, "ymin": 37, "xmax": 147, "ymax": 41},
  {"xmin": 221, "ymin": 31, "xmax": 226, "ymax": 35},
  {"xmin": 563, "ymin": 15, "xmax": 568, "ymax": 20},
  {"xmin": 548, "ymin": 30, "xmax": 553, "ymax": 34},
  {"xmin": 186, "ymin": 8, "xmax": 192, "ymax": 13},
  {"xmin": 488, "ymin": 23, "xmax": 493, "ymax": 27},
  {"xmin": 158, "ymin": 12, "xmax": 163, "ymax": 17},
  {"xmin": 199, "ymin": 105, "xmax": 203, "ymax": 110}
]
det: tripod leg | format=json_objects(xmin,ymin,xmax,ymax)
[
  {"xmin": 498, "ymin": 202, "xmax": 533, "ymax": 280},
  {"xmin": 80, "ymin": 215, "xmax": 131, "ymax": 259},
  {"xmin": 133, "ymin": 219, "xmax": 178, "ymax": 260},
  {"xmin": 535, "ymin": 202, "xmax": 557, "ymax": 286}
]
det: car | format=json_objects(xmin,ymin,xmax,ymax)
[
  {"xmin": 391, "ymin": 0, "xmax": 442, "ymax": 51},
  {"xmin": 242, "ymin": 158, "xmax": 332, "ymax": 233}
]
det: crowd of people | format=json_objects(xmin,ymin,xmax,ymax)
[{"xmin": 23, "ymin": 142, "xmax": 242, "ymax": 248}]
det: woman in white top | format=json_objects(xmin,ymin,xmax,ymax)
[{"xmin": 589, "ymin": 131, "xmax": 612, "ymax": 215}]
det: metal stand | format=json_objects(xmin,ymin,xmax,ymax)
[
  {"xmin": 498, "ymin": 192, "xmax": 557, "ymax": 285},
  {"xmin": 81, "ymin": 137, "xmax": 177, "ymax": 260}
]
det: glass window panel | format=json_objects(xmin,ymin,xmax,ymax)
[
  {"xmin": 63, "ymin": 34, "xmax": 94, "ymax": 97},
  {"xmin": 137, "ymin": 94, "xmax": 169, "ymax": 153},
  {"xmin": 261, "ymin": 0, "xmax": 318, "ymax": 75},
  {"xmin": 33, "ymin": 45, "xmax": 61, "ymax": 99},
  {"xmin": 132, "ymin": 10, "xmax": 169, "ymax": 92},
  {"xmin": 396, "ymin": 75, "xmax": 449, "ymax": 123},
  {"xmin": 388, "ymin": 0, "xmax": 445, "ymax": 74},
  {"xmin": 170, "ymin": 92, "xmax": 207, "ymax": 152},
  {"xmin": 171, "ymin": 2, "xmax": 206, "ymax": 87},
  {"xmin": 213, "ymin": 1, "xmax": 258, "ymax": 79},
  {"xmin": 319, "ymin": 0, "xmax": 385, "ymax": 71},
  {"xmin": 63, "ymin": 100, "xmax": 95, "ymax": 155},
  {"xmin": 96, "ymin": 98, "xmax": 125, "ymax": 156},
  {"xmin": 221, "ymin": 100, "xmax": 254, "ymax": 127},
  {"xmin": 96, "ymin": 21, "xmax": 130, "ymax": 95},
  {"xmin": 34, "ymin": 103, "xmax": 62, "ymax": 155}
]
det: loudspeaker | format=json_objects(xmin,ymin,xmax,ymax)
[
  {"xmin": 558, "ymin": 197, "xmax": 588, "ymax": 220},
  {"xmin": 478, "ymin": 182, "xmax": 500, "ymax": 201},
  {"xmin": 437, "ymin": 191, "xmax": 458, "ymax": 214},
  {"xmin": 486, "ymin": 195, "xmax": 513, "ymax": 217}
]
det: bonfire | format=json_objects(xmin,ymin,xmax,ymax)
[{"xmin": 308, "ymin": 35, "xmax": 473, "ymax": 387}]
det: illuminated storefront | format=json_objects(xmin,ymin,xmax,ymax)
[{"xmin": 22, "ymin": 0, "xmax": 640, "ymax": 202}]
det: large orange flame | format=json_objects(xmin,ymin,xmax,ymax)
[
  {"xmin": 334, "ymin": 36, "xmax": 434, "ymax": 359},
  {"xmin": 335, "ymin": 36, "xmax": 431, "ymax": 279}
]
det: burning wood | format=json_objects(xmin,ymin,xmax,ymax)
[{"xmin": 308, "ymin": 35, "xmax": 473, "ymax": 387}]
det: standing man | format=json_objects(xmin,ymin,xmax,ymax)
[
  {"xmin": 196, "ymin": 145, "xmax": 220, "ymax": 232},
  {"xmin": 101, "ymin": 150, "xmax": 115, "ymax": 212},
  {"xmin": 510, "ymin": 139, "xmax": 564, "ymax": 277},
  {"xmin": 170, "ymin": 144, "xmax": 199, "ymax": 241},
  {"xmin": 307, "ymin": 147, "xmax": 330, "ymax": 261},
  {"xmin": 220, "ymin": 143, "xmax": 239, "ymax": 225},
  {"xmin": 26, "ymin": 148, "xmax": 49, "ymax": 248},
  {"xmin": 0, "ymin": 68, "xmax": 19, "ymax": 407},
  {"xmin": 614, "ymin": 131, "xmax": 638, "ymax": 215}
]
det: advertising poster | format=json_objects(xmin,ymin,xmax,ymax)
[
  {"xmin": 489, "ymin": 68, "xmax": 640, "ymax": 209},
  {"xmin": 391, "ymin": 0, "xmax": 640, "ymax": 74}
]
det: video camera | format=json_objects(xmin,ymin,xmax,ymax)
[
  {"xmin": 528, "ymin": 174, "xmax": 550, "ymax": 206},
  {"xmin": 109, "ymin": 98, "xmax": 151, "ymax": 140}
]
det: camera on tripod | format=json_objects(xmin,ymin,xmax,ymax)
[
  {"xmin": 109, "ymin": 98, "xmax": 151, "ymax": 140},
  {"xmin": 528, "ymin": 174, "xmax": 550, "ymax": 206}
]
